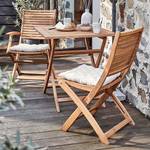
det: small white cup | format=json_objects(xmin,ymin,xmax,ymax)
[
  {"xmin": 92, "ymin": 23, "xmax": 101, "ymax": 33},
  {"xmin": 63, "ymin": 18, "xmax": 71, "ymax": 26}
]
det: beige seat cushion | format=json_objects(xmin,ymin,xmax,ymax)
[
  {"xmin": 59, "ymin": 64, "xmax": 120, "ymax": 86},
  {"xmin": 10, "ymin": 44, "xmax": 49, "ymax": 52}
]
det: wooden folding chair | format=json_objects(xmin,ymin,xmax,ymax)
[
  {"xmin": 6, "ymin": 10, "xmax": 56, "ymax": 81},
  {"xmin": 58, "ymin": 28, "xmax": 143, "ymax": 144}
]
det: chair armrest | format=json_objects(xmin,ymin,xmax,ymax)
[
  {"xmin": 6, "ymin": 31, "xmax": 21, "ymax": 36},
  {"xmin": 6, "ymin": 32, "xmax": 21, "ymax": 53}
]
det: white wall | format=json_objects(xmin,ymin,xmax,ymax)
[{"xmin": 92, "ymin": 0, "xmax": 101, "ymax": 49}]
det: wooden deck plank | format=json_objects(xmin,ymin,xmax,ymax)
[{"xmin": 0, "ymin": 55, "xmax": 150, "ymax": 149}]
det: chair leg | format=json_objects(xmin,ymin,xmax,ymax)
[
  {"xmin": 62, "ymin": 96, "xmax": 101, "ymax": 131},
  {"xmin": 111, "ymin": 93, "xmax": 135, "ymax": 125},
  {"xmin": 10, "ymin": 54, "xmax": 21, "ymax": 75},
  {"xmin": 47, "ymin": 49, "xmax": 60, "ymax": 112},
  {"xmin": 62, "ymin": 93, "xmax": 109, "ymax": 131},
  {"xmin": 78, "ymin": 93, "xmax": 109, "ymax": 119},
  {"xmin": 51, "ymin": 70, "xmax": 60, "ymax": 112},
  {"xmin": 84, "ymin": 38, "xmax": 96, "ymax": 67},
  {"xmin": 12, "ymin": 53, "xmax": 20, "ymax": 78},
  {"xmin": 89, "ymin": 93, "xmax": 109, "ymax": 115},
  {"xmin": 104, "ymin": 93, "xmax": 134, "ymax": 138},
  {"xmin": 62, "ymin": 107, "xmax": 82, "ymax": 131},
  {"xmin": 61, "ymin": 89, "xmax": 90, "ymax": 131},
  {"xmin": 95, "ymin": 37, "xmax": 107, "ymax": 68},
  {"xmin": 43, "ymin": 39, "xmax": 55, "ymax": 94},
  {"xmin": 59, "ymin": 80, "xmax": 109, "ymax": 144},
  {"xmin": 105, "ymin": 117, "xmax": 130, "ymax": 138}
]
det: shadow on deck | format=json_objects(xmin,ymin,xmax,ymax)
[{"xmin": 0, "ymin": 55, "xmax": 150, "ymax": 150}]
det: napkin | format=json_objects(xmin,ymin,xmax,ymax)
[{"xmin": 55, "ymin": 22, "xmax": 65, "ymax": 30}]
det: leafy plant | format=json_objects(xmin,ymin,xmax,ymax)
[
  {"xmin": 0, "ymin": 26, "xmax": 5, "ymax": 36},
  {"xmin": 0, "ymin": 26, "xmax": 7, "ymax": 46},
  {"xmin": 12, "ymin": 0, "xmax": 44, "ymax": 27},
  {"xmin": 0, "ymin": 68, "xmax": 24, "ymax": 111},
  {"xmin": 0, "ymin": 131, "xmax": 35, "ymax": 150}
]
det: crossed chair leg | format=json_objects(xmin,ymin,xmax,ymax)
[
  {"xmin": 59, "ymin": 80, "xmax": 135, "ymax": 144},
  {"xmin": 11, "ymin": 53, "xmax": 21, "ymax": 78}
]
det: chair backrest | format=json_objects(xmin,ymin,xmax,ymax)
[
  {"xmin": 107, "ymin": 28, "xmax": 143, "ymax": 76},
  {"xmin": 90, "ymin": 28, "xmax": 143, "ymax": 98},
  {"xmin": 20, "ymin": 10, "xmax": 56, "ymax": 40}
]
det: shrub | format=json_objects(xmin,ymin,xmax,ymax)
[
  {"xmin": 0, "ymin": 131, "xmax": 35, "ymax": 150},
  {"xmin": 0, "ymin": 68, "xmax": 24, "ymax": 111},
  {"xmin": 12, "ymin": 0, "xmax": 44, "ymax": 27}
]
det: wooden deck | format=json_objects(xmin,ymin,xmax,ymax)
[{"xmin": 0, "ymin": 55, "xmax": 150, "ymax": 150}]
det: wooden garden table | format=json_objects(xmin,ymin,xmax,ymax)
[{"xmin": 35, "ymin": 25, "xmax": 114, "ymax": 93}]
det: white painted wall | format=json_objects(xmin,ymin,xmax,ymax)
[{"xmin": 92, "ymin": 0, "xmax": 101, "ymax": 49}]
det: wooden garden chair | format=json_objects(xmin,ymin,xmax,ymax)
[
  {"xmin": 6, "ymin": 10, "xmax": 56, "ymax": 81},
  {"xmin": 58, "ymin": 28, "xmax": 143, "ymax": 144}
]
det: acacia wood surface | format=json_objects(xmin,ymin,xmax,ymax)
[
  {"xmin": 35, "ymin": 25, "xmax": 114, "ymax": 39},
  {"xmin": 21, "ymin": 10, "xmax": 56, "ymax": 40},
  {"xmin": 58, "ymin": 28, "xmax": 144, "ymax": 144},
  {"xmin": 35, "ymin": 26, "xmax": 114, "ymax": 101},
  {"xmin": 7, "ymin": 10, "xmax": 56, "ymax": 81},
  {"xmin": 0, "ymin": 80, "xmax": 149, "ymax": 149},
  {"xmin": 1, "ymin": 28, "xmax": 149, "ymax": 149}
]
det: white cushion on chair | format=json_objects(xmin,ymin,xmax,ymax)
[
  {"xmin": 10, "ymin": 44, "xmax": 49, "ymax": 52},
  {"xmin": 59, "ymin": 64, "xmax": 120, "ymax": 86}
]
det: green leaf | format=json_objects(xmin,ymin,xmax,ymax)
[
  {"xmin": 0, "ymin": 26, "xmax": 5, "ymax": 35},
  {"xmin": 16, "ymin": 130, "xmax": 21, "ymax": 146},
  {"xmin": 0, "ymin": 68, "xmax": 24, "ymax": 110}
]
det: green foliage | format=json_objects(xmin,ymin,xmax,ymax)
[
  {"xmin": 12, "ymin": 0, "xmax": 44, "ymax": 27},
  {"xmin": 0, "ymin": 26, "xmax": 6, "ymax": 46},
  {"xmin": 0, "ymin": 68, "xmax": 24, "ymax": 110},
  {"xmin": 0, "ymin": 26, "xmax": 5, "ymax": 36},
  {"xmin": 0, "ymin": 131, "xmax": 35, "ymax": 150}
]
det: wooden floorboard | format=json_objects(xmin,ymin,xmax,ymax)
[{"xmin": 0, "ymin": 55, "xmax": 150, "ymax": 150}]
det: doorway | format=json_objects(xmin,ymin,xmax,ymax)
[{"xmin": 56, "ymin": 0, "xmax": 92, "ymax": 49}]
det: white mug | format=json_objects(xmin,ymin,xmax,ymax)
[
  {"xmin": 92, "ymin": 23, "xmax": 101, "ymax": 33},
  {"xmin": 63, "ymin": 18, "xmax": 71, "ymax": 26}
]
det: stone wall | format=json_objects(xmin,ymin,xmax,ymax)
[{"xmin": 100, "ymin": 0, "xmax": 150, "ymax": 117}]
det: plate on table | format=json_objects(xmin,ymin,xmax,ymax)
[
  {"xmin": 56, "ymin": 28, "xmax": 76, "ymax": 32},
  {"xmin": 77, "ymin": 25, "xmax": 92, "ymax": 32}
]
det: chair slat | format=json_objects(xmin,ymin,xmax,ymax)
[
  {"xmin": 21, "ymin": 10, "xmax": 56, "ymax": 40},
  {"xmin": 58, "ymin": 28, "xmax": 143, "ymax": 144},
  {"xmin": 108, "ymin": 29, "xmax": 143, "ymax": 76}
]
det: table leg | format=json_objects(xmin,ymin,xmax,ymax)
[
  {"xmin": 95, "ymin": 37, "xmax": 107, "ymax": 68},
  {"xmin": 43, "ymin": 39, "xmax": 55, "ymax": 93},
  {"xmin": 84, "ymin": 38, "xmax": 96, "ymax": 67}
]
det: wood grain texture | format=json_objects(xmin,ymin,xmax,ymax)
[
  {"xmin": 7, "ymin": 10, "xmax": 56, "ymax": 84},
  {"xmin": 0, "ymin": 0, "xmax": 13, "ymax": 6},
  {"xmin": 0, "ymin": 6, "xmax": 16, "ymax": 16},
  {"xmin": 35, "ymin": 26, "xmax": 114, "ymax": 105},
  {"xmin": 35, "ymin": 25, "xmax": 114, "ymax": 39},
  {"xmin": 21, "ymin": 10, "xmax": 56, "ymax": 40},
  {"xmin": 58, "ymin": 28, "xmax": 144, "ymax": 144},
  {"xmin": 0, "ymin": 53, "xmax": 150, "ymax": 149}
]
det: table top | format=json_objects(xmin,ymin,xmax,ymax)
[{"xmin": 34, "ymin": 25, "xmax": 115, "ymax": 39}]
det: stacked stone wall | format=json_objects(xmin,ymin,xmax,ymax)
[{"xmin": 100, "ymin": 0, "xmax": 150, "ymax": 117}]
